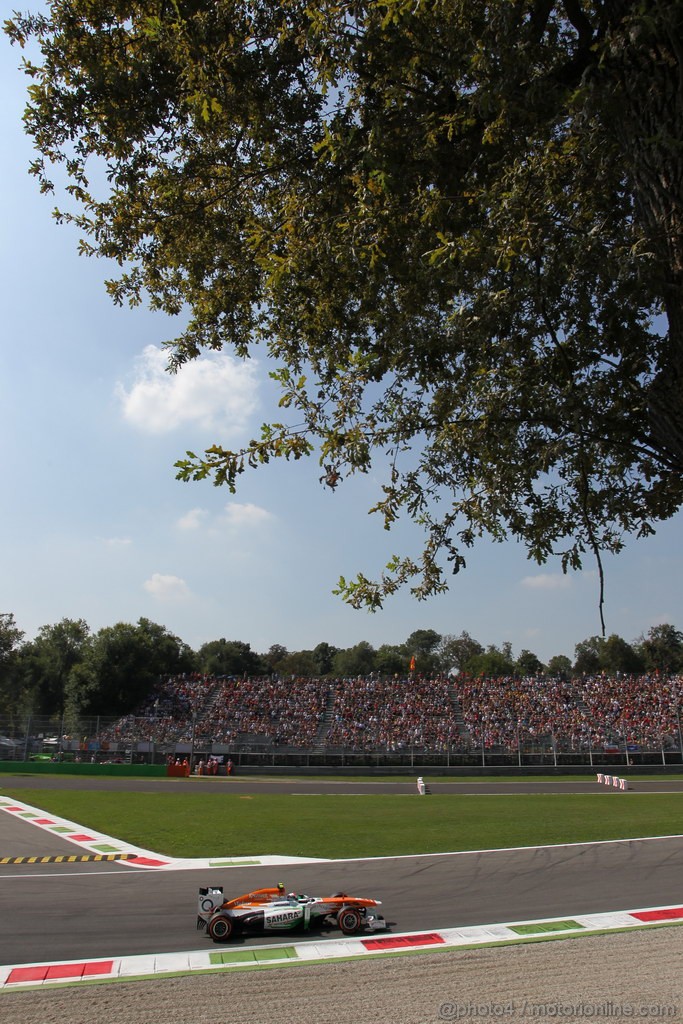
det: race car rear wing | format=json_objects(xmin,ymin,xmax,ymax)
[{"xmin": 198, "ymin": 886, "xmax": 224, "ymax": 917}]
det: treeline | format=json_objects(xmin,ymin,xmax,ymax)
[{"xmin": 1, "ymin": 614, "xmax": 682, "ymax": 721}]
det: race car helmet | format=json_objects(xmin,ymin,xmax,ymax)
[{"xmin": 277, "ymin": 881, "xmax": 285, "ymax": 892}]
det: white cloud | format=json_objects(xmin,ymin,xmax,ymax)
[
  {"xmin": 520, "ymin": 573, "xmax": 571, "ymax": 591},
  {"xmin": 176, "ymin": 502, "xmax": 273, "ymax": 535},
  {"xmin": 221, "ymin": 502, "xmax": 273, "ymax": 529},
  {"xmin": 177, "ymin": 508, "xmax": 208, "ymax": 530},
  {"xmin": 117, "ymin": 345, "xmax": 259, "ymax": 435},
  {"xmin": 143, "ymin": 573, "xmax": 191, "ymax": 601},
  {"xmin": 103, "ymin": 537, "xmax": 132, "ymax": 548}
]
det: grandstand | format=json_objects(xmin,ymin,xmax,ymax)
[{"xmin": 3, "ymin": 672, "xmax": 682, "ymax": 770}]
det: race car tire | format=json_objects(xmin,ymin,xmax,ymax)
[
  {"xmin": 208, "ymin": 914, "xmax": 234, "ymax": 942},
  {"xmin": 338, "ymin": 908, "xmax": 362, "ymax": 935}
]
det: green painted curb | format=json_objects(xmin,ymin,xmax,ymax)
[
  {"xmin": 511, "ymin": 920, "xmax": 584, "ymax": 935},
  {"xmin": 210, "ymin": 946, "xmax": 298, "ymax": 965},
  {"xmin": 209, "ymin": 859, "xmax": 261, "ymax": 867}
]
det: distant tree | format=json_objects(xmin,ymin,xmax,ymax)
[
  {"xmin": 0, "ymin": 613, "xmax": 23, "ymax": 661},
  {"xmin": 599, "ymin": 634, "xmax": 644, "ymax": 674},
  {"xmin": 63, "ymin": 659, "xmax": 100, "ymax": 723},
  {"xmin": 374, "ymin": 644, "xmax": 406, "ymax": 677},
  {"xmin": 0, "ymin": 613, "xmax": 25, "ymax": 716},
  {"xmin": 515, "ymin": 650, "xmax": 544, "ymax": 676},
  {"xmin": 17, "ymin": 618, "xmax": 91, "ymax": 718},
  {"xmin": 332, "ymin": 642, "xmax": 376, "ymax": 678},
  {"xmin": 403, "ymin": 629, "xmax": 442, "ymax": 675},
  {"xmin": 465, "ymin": 646, "xmax": 515, "ymax": 678},
  {"xmin": 81, "ymin": 619, "xmax": 194, "ymax": 714},
  {"xmin": 573, "ymin": 637, "xmax": 603, "ymax": 675},
  {"xmin": 547, "ymin": 655, "xmax": 573, "ymax": 678},
  {"xmin": 262, "ymin": 645, "xmax": 289, "ymax": 675},
  {"xmin": 637, "ymin": 624, "xmax": 683, "ymax": 674},
  {"xmin": 276, "ymin": 650, "xmax": 318, "ymax": 677},
  {"xmin": 436, "ymin": 632, "xmax": 484, "ymax": 674},
  {"xmin": 196, "ymin": 638, "xmax": 263, "ymax": 677},
  {"xmin": 404, "ymin": 630, "xmax": 442, "ymax": 657},
  {"xmin": 312, "ymin": 642, "xmax": 338, "ymax": 676},
  {"xmin": 574, "ymin": 633, "xmax": 643, "ymax": 675}
]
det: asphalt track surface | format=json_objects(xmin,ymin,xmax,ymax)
[
  {"xmin": 3, "ymin": 774, "xmax": 683, "ymax": 794},
  {"xmin": 1, "ymin": 774, "xmax": 682, "ymax": 969}
]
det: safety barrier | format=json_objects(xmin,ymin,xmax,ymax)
[{"xmin": 596, "ymin": 772, "xmax": 629, "ymax": 790}]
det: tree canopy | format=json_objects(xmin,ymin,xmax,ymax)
[
  {"xmin": 18, "ymin": 618, "xmax": 91, "ymax": 717},
  {"xmin": 573, "ymin": 631, "xmax": 644, "ymax": 674},
  {"xmin": 638, "ymin": 623, "xmax": 683, "ymax": 673},
  {"xmin": 196, "ymin": 638, "xmax": 264, "ymax": 677},
  {"xmin": 3, "ymin": 606, "xmax": 683, "ymax": 719},
  {"xmin": 76, "ymin": 618, "xmax": 194, "ymax": 714},
  {"xmin": 0, "ymin": 613, "xmax": 24, "ymax": 716},
  {"xmin": 6, "ymin": 0, "xmax": 683, "ymax": 611}
]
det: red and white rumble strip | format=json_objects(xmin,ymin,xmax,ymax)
[{"xmin": 2, "ymin": 905, "xmax": 683, "ymax": 989}]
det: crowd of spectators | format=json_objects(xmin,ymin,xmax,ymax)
[
  {"xmin": 580, "ymin": 673, "xmax": 683, "ymax": 750},
  {"xmin": 325, "ymin": 677, "xmax": 461, "ymax": 751},
  {"xmin": 202, "ymin": 677, "xmax": 329, "ymax": 746},
  {"xmin": 94, "ymin": 671, "xmax": 683, "ymax": 754},
  {"xmin": 98, "ymin": 673, "xmax": 219, "ymax": 744},
  {"xmin": 457, "ymin": 675, "xmax": 589, "ymax": 751},
  {"xmin": 457, "ymin": 673, "xmax": 683, "ymax": 752}
]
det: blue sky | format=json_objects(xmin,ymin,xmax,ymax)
[{"xmin": 2, "ymin": 35, "xmax": 682, "ymax": 665}]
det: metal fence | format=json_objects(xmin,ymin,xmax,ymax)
[{"xmin": 0, "ymin": 714, "xmax": 119, "ymax": 762}]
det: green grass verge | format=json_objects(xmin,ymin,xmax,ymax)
[{"xmin": 2, "ymin": 789, "xmax": 682, "ymax": 859}]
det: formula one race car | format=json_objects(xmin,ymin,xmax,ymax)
[{"xmin": 197, "ymin": 884, "xmax": 386, "ymax": 942}]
